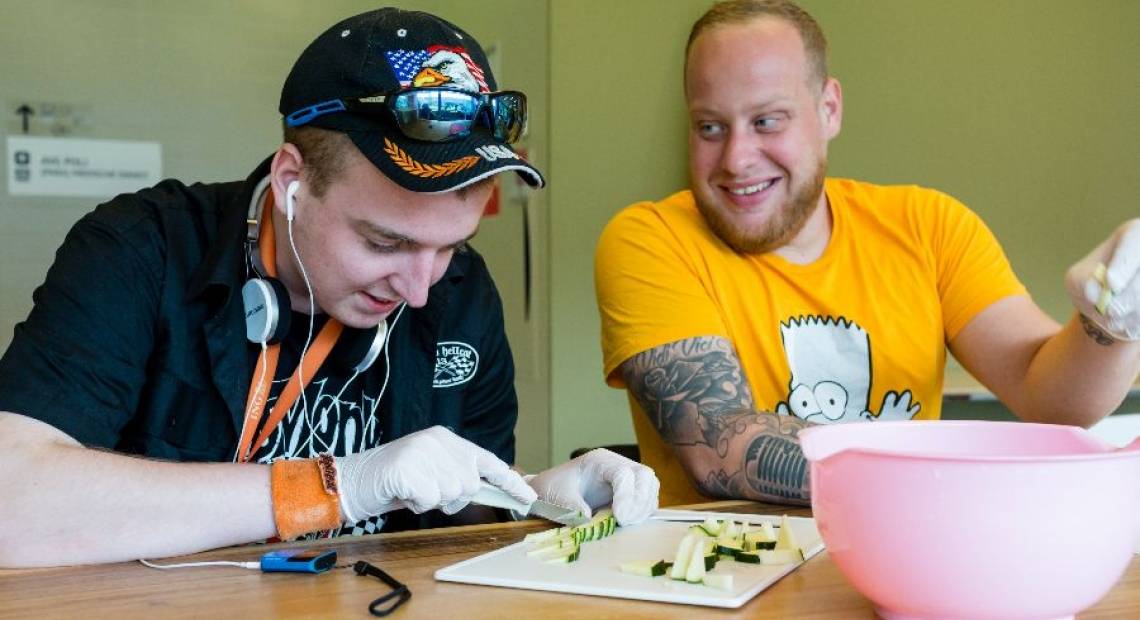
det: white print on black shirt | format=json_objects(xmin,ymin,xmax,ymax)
[{"xmin": 253, "ymin": 376, "xmax": 382, "ymax": 462}]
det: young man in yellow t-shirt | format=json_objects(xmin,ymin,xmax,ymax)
[{"xmin": 594, "ymin": 0, "xmax": 1140, "ymax": 508}]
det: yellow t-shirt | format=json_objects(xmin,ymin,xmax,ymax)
[{"xmin": 595, "ymin": 179, "xmax": 1027, "ymax": 506}]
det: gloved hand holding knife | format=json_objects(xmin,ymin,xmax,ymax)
[{"xmin": 333, "ymin": 426, "xmax": 659, "ymax": 528}]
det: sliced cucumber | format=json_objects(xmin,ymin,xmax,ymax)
[
  {"xmin": 716, "ymin": 542, "xmax": 743, "ymax": 558},
  {"xmin": 734, "ymin": 550, "xmax": 762, "ymax": 564},
  {"xmin": 702, "ymin": 573, "xmax": 734, "ymax": 591},
  {"xmin": 722, "ymin": 520, "xmax": 741, "ymax": 539},
  {"xmin": 530, "ymin": 542, "xmax": 581, "ymax": 561},
  {"xmin": 524, "ymin": 524, "xmax": 573, "ymax": 544},
  {"xmin": 756, "ymin": 548, "xmax": 805, "ymax": 564},
  {"xmin": 775, "ymin": 514, "xmax": 800, "ymax": 551},
  {"xmin": 689, "ymin": 524, "xmax": 712, "ymax": 537},
  {"xmin": 744, "ymin": 528, "xmax": 776, "ymax": 545},
  {"xmin": 525, "ymin": 534, "xmax": 578, "ymax": 556},
  {"xmin": 734, "ymin": 548, "xmax": 803, "ymax": 565},
  {"xmin": 542, "ymin": 545, "xmax": 581, "ymax": 564},
  {"xmin": 685, "ymin": 533, "xmax": 707, "ymax": 583},
  {"xmin": 670, "ymin": 533, "xmax": 698, "ymax": 580},
  {"xmin": 703, "ymin": 552, "xmax": 718, "ymax": 571},
  {"xmin": 700, "ymin": 516, "xmax": 723, "ymax": 536},
  {"xmin": 744, "ymin": 539, "xmax": 777, "ymax": 551},
  {"xmin": 619, "ymin": 560, "xmax": 669, "ymax": 577}
]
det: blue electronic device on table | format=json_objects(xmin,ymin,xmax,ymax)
[{"xmin": 260, "ymin": 549, "xmax": 337, "ymax": 573}]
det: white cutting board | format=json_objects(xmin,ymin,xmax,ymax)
[{"xmin": 435, "ymin": 511, "xmax": 825, "ymax": 608}]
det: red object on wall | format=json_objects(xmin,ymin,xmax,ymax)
[{"xmin": 483, "ymin": 180, "xmax": 500, "ymax": 217}]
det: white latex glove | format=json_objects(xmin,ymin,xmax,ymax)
[
  {"xmin": 1065, "ymin": 218, "xmax": 1140, "ymax": 341},
  {"xmin": 526, "ymin": 448, "xmax": 660, "ymax": 526},
  {"xmin": 334, "ymin": 426, "xmax": 536, "ymax": 523}
]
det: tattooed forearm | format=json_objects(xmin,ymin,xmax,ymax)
[
  {"xmin": 622, "ymin": 336, "xmax": 753, "ymax": 447},
  {"xmin": 622, "ymin": 336, "xmax": 813, "ymax": 504},
  {"xmin": 1079, "ymin": 314, "xmax": 1117, "ymax": 346},
  {"xmin": 731, "ymin": 414, "xmax": 810, "ymax": 503}
]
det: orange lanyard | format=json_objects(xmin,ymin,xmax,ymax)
[{"xmin": 236, "ymin": 192, "xmax": 343, "ymax": 463}]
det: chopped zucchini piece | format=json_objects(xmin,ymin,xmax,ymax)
[
  {"xmin": 670, "ymin": 533, "xmax": 698, "ymax": 580},
  {"xmin": 703, "ymin": 552, "xmax": 718, "ymax": 571},
  {"xmin": 702, "ymin": 573, "xmax": 734, "ymax": 591},
  {"xmin": 530, "ymin": 542, "xmax": 581, "ymax": 561},
  {"xmin": 524, "ymin": 525, "xmax": 572, "ymax": 544},
  {"xmin": 734, "ymin": 550, "xmax": 762, "ymax": 564},
  {"xmin": 743, "ymin": 539, "xmax": 776, "ymax": 551},
  {"xmin": 619, "ymin": 560, "xmax": 669, "ymax": 577},
  {"xmin": 525, "ymin": 534, "xmax": 578, "ymax": 556},
  {"xmin": 734, "ymin": 548, "xmax": 803, "ymax": 565},
  {"xmin": 775, "ymin": 515, "xmax": 800, "ymax": 551},
  {"xmin": 685, "ymin": 534, "xmax": 707, "ymax": 583},
  {"xmin": 716, "ymin": 542, "xmax": 743, "ymax": 558},
  {"xmin": 758, "ymin": 522, "xmax": 777, "ymax": 540},
  {"xmin": 755, "ymin": 548, "xmax": 804, "ymax": 565},
  {"xmin": 722, "ymin": 520, "xmax": 741, "ymax": 539},
  {"xmin": 700, "ymin": 517, "xmax": 723, "ymax": 537},
  {"xmin": 543, "ymin": 545, "xmax": 581, "ymax": 564},
  {"xmin": 744, "ymin": 529, "xmax": 776, "ymax": 545}
]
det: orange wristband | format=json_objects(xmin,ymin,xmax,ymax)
[{"xmin": 270, "ymin": 456, "xmax": 343, "ymax": 540}]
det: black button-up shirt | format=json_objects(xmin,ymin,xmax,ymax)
[{"xmin": 0, "ymin": 157, "xmax": 519, "ymax": 471}]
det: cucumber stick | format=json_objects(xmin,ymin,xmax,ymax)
[
  {"xmin": 685, "ymin": 533, "xmax": 707, "ymax": 583},
  {"xmin": 702, "ymin": 573, "xmax": 734, "ymax": 591},
  {"xmin": 524, "ymin": 509, "xmax": 618, "ymax": 565},
  {"xmin": 622, "ymin": 514, "xmax": 806, "ymax": 589},
  {"xmin": 542, "ymin": 545, "xmax": 580, "ymax": 564},
  {"xmin": 619, "ymin": 560, "xmax": 669, "ymax": 577},
  {"xmin": 670, "ymin": 533, "xmax": 698, "ymax": 579},
  {"xmin": 735, "ymin": 548, "xmax": 804, "ymax": 564},
  {"xmin": 775, "ymin": 514, "xmax": 799, "ymax": 551}
]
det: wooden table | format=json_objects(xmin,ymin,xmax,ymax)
[{"xmin": 1, "ymin": 501, "xmax": 1136, "ymax": 619}]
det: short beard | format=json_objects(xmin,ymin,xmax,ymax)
[{"xmin": 696, "ymin": 157, "xmax": 827, "ymax": 254}]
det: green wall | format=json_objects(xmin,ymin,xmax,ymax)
[
  {"xmin": 0, "ymin": 0, "xmax": 553, "ymax": 470},
  {"xmin": 2, "ymin": 1, "xmax": 1137, "ymax": 468},
  {"xmin": 547, "ymin": 0, "xmax": 1140, "ymax": 462}
]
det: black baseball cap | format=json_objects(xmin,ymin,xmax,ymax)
[{"xmin": 279, "ymin": 8, "xmax": 545, "ymax": 193}]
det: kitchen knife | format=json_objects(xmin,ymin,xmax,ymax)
[{"xmin": 470, "ymin": 481, "xmax": 589, "ymax": 526}]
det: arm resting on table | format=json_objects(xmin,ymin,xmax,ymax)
[{"xmin": 0, "ymin": 411, "xmax": 277, "ymax": 568}]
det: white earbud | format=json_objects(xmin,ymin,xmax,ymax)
[{"xmin": 285, "ymin": 180, "xmax": 301, "ymax": 222}]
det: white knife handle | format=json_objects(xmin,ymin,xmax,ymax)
[{"xmin": 470, "ymin": 481, "xmax": 532, "ymax": 513}]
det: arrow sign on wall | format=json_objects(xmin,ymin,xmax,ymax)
[{"xmin": 16, "ymin": 104, "xmax": 34, "ymax": 134}]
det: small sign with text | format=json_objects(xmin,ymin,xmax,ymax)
[{"xmin": 7, "ymin": 135, "xmax": 161, "ymax": 198}]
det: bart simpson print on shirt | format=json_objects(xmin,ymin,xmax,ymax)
[{"xmin": 775, "ymin": 315, "xmax": 919, "ymax": 423}]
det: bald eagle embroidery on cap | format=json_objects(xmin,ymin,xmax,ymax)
[{"xmin": 385, "ymin": 45, "xmax": 488, "ymax": 93}]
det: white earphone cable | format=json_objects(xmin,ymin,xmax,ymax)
[
  {"xmin": 330, "ymin": 302, "xmax": 407, "ymax": 407},
  {"xmin": 376, "ymin": 302, "xmax": 406, "ymax": 405},
  {"xmin": 140, "ymin": 558, "xmax": 260, "ymax": 570},
  {"xmin": 287, "ymin": 215, "xmax": 317, "ymax": 421}
]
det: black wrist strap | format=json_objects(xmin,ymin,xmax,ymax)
[{"xmin": 354, "ymin": 561, "xmax": 412, "ymax": 616}]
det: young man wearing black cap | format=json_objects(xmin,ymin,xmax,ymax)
[{"xmin": 0, "ymin": 8, "xmax": 659, "ymax": 568}]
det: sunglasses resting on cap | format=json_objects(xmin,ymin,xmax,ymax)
[{"xmin": 285, "ymin": 87, "xmax": 527, "ymax": 144}]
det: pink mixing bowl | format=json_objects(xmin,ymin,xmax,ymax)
[{"xmin": 799, "ymin": 420, "xmax": 1140, "ymax": 620}]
